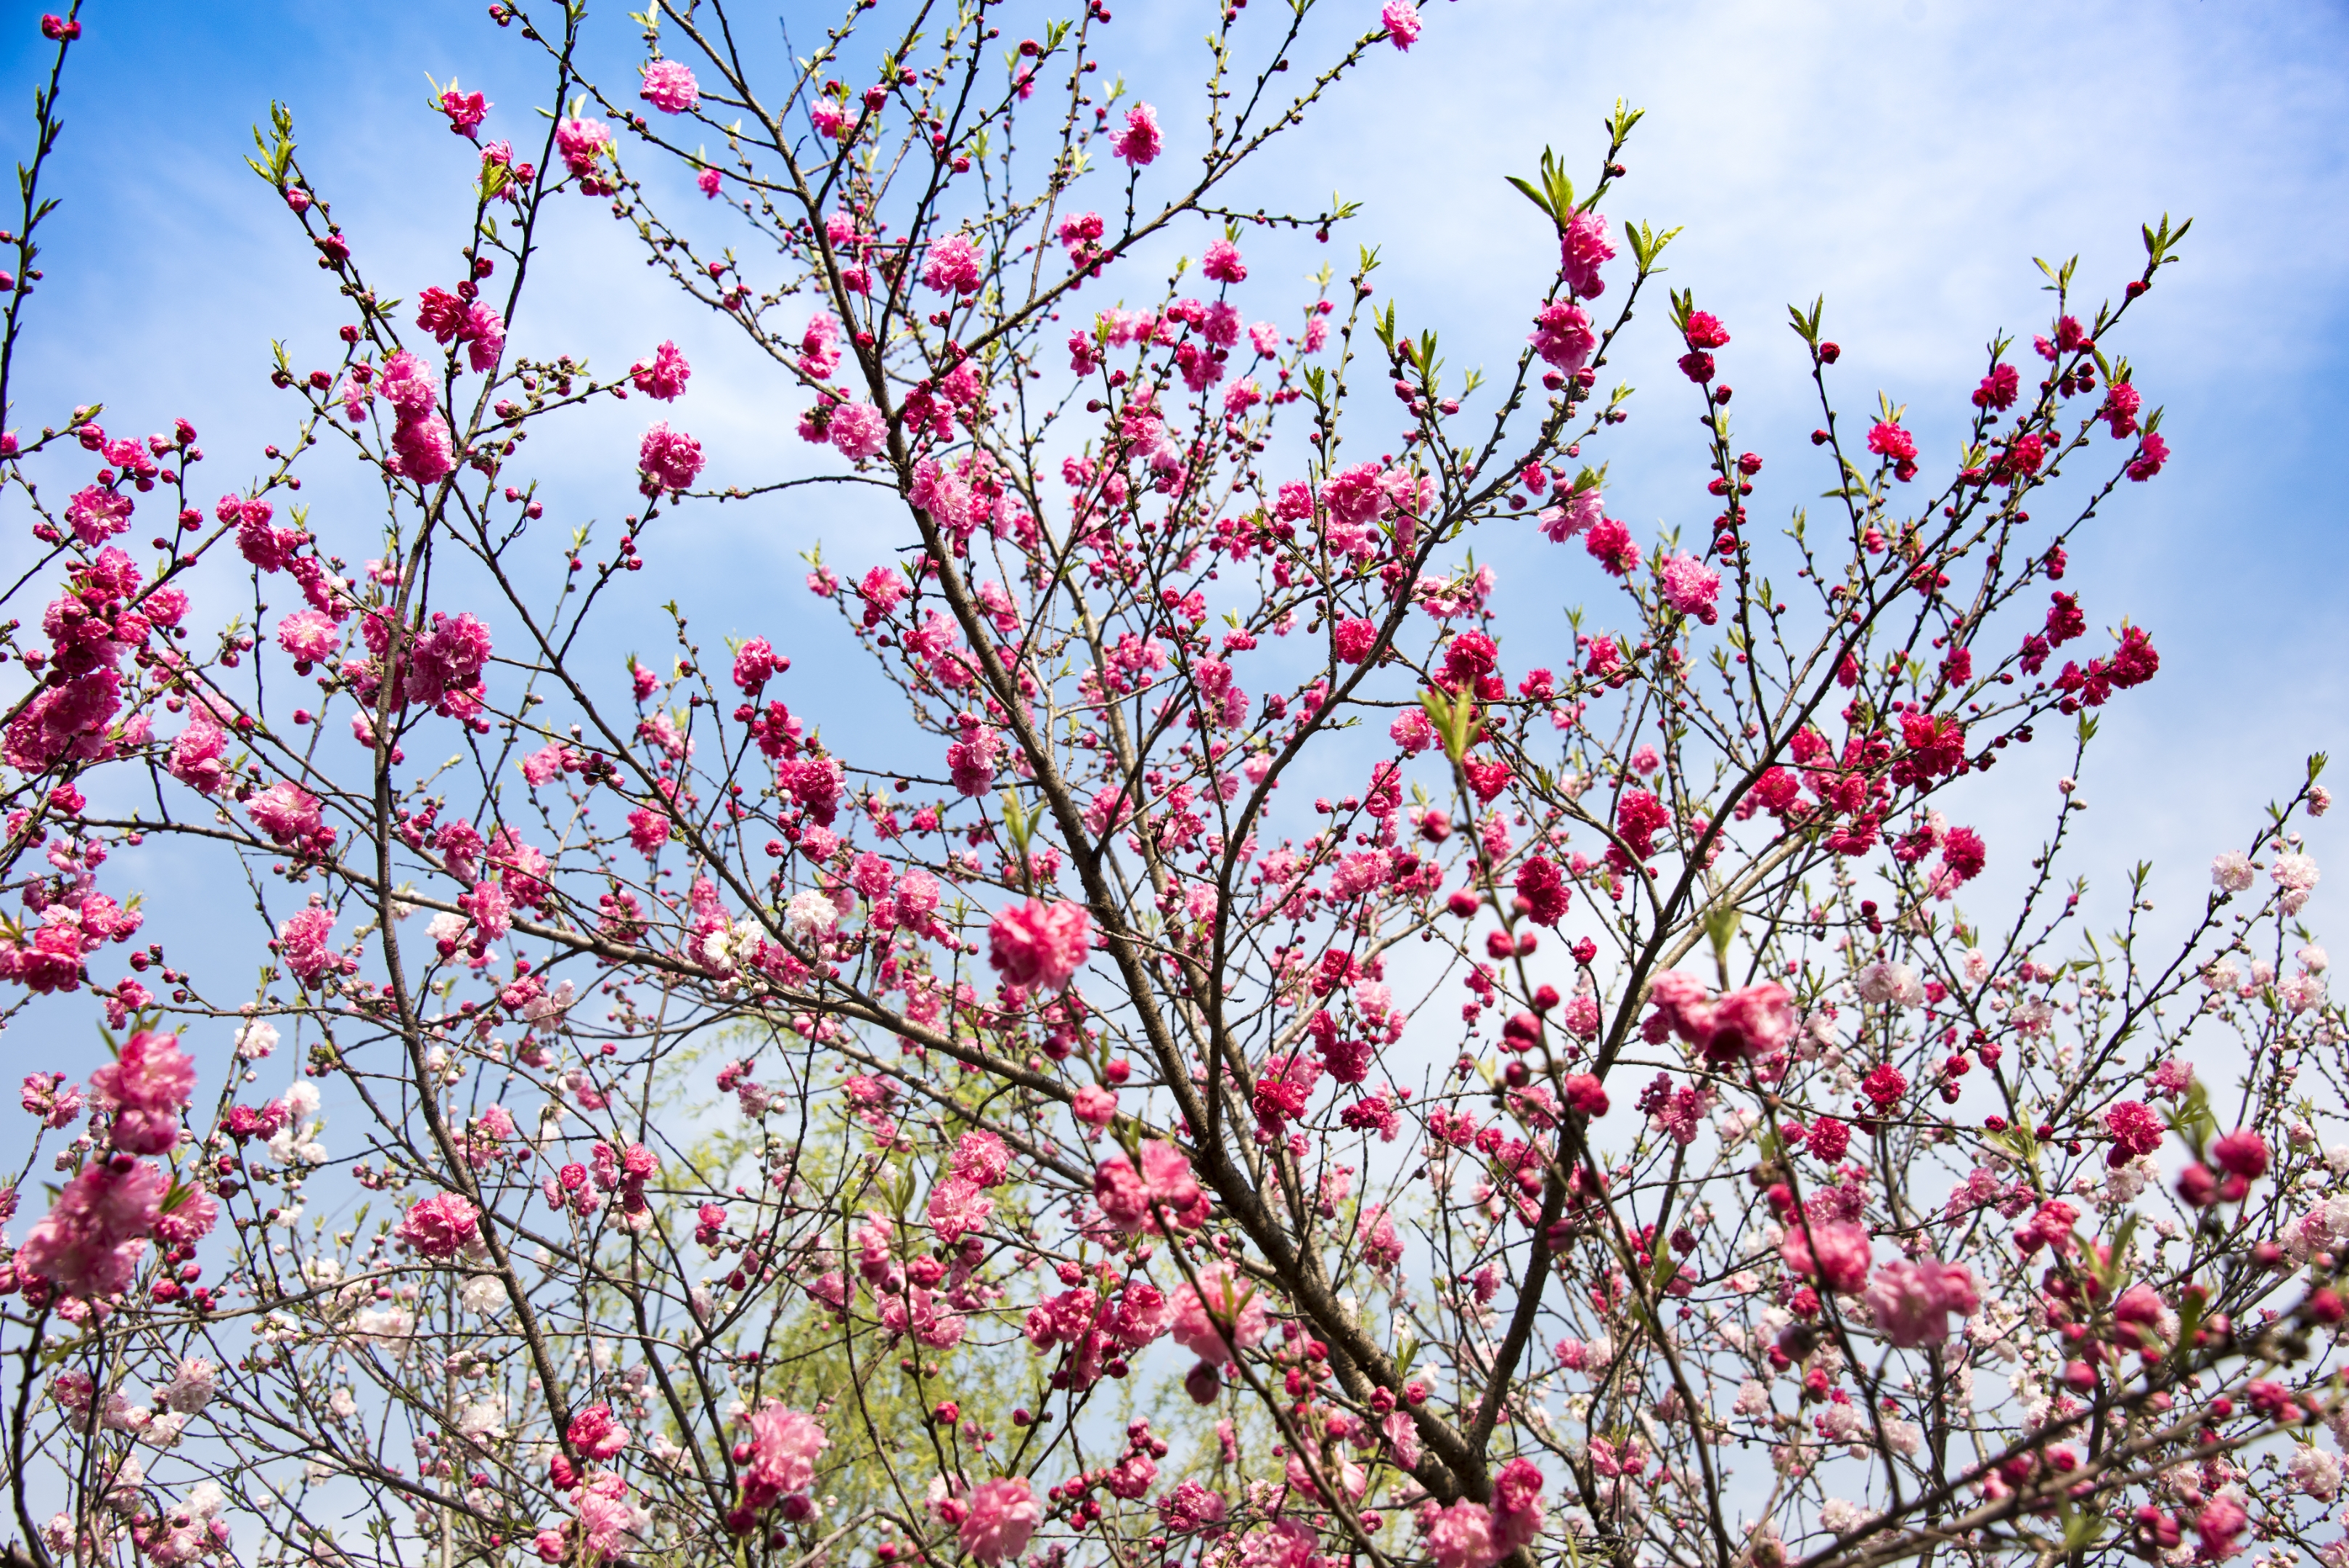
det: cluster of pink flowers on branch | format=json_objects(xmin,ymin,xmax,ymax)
[{"xmin": 0, "ymin": 9, "xmax": 2339, "ymax": 1568}]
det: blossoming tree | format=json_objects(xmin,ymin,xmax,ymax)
[{"xmin": 1, "ymin": 5, "xmax": 2345, "ymax": 1568}]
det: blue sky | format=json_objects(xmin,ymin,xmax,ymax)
[{"xmin": 3, "ymin": 0, "xmax": 2345, "ymax": 936}]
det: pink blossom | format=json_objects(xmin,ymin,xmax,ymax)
[
  {"xmin": 1491, "ymin": 1457, "xmax": 1545, "ymax": 1553},
  {"xmin": 926, "ymin": 1174, "xmax": 994, "ymax": 1242},
  {"xmin": 65, "ymin": 486, "xmax": 134, "ymax": 545},
  {"xmin": 396, "ymin": 1191, "xmax": 481, "ymax": 1259},
  {"xmin": 1169, "ymin": 1259, "xmax": 1267, "ymax": 1364},
  {"xmin": 168, "ymin": 713, "xmax": 228, "ymax": 795},
  {"xmin": 276, "ymin": 608, "xmax": 339, "ymax": 665},
  {"xmin": 1111, "ymin": 103, "xmax": 1163, "ymax": 167},
  {"xmin": 639, "ymin": 59, "xmax": 700, "ymax": 114},
  {"xmin": 1537, "ymin": 489, "xmax": 1606, "ymax": 547},
  {"xmin": 277, "ymin": 905, "xmax": 342, "ymax": 984},
  {"xmin": 1862, "ymin": 1256, "xmax": 1977, "ymax": 1347},
  {"xmin": 153, "ymin": 1183, "xmax": 219, "ymax": 1248},
  {"xmin": 1780, "ymin": 1217, "xmax": 1871, "ymax": 1294},
  {"xmin": 462, "ymin": 305, "xmax": 504, "ymax": 371},
  {"xmin": 568, "ymin": 1403, "xmax": 631, "ymax": 1459},
  {"xmin": 1381, "ymin": 0, "xmax": 1423, "ymax": 49},
  {"xmin": 829, "ymin": 401, "xmax": 887, "ymax": 460},
  {"xmin": 1332, "ymin": 616, "xmax": 1378, "ymax": 663},
  {"xmin": 17, "ymin": 1156, "xmax": 166, "ymax": 1300},
  {"xmin": 86, "ymin": 1029, "xmax": 195, "ymax": 1155},
  {"xmin": 1529, "ymin": 300, "xmax": 1595, "ymax": 373},
  {"xmin": 1202, "ymin": 240, "xmax": 1246, "ymax": 283},
  {"xmin": 20, "ymin": 1072, "xmax": 82, "ymax": 1128},
  {"xmin": 1706, "ymin": 983, "xmax": 1795, "ymax": 1059},
  {"xmin": 391, "ymin": 409, "xmax": 456, "ymax": 483},
  {"xmin": 920, "ymin": 233, "xmax": 985, "ymax": 295},
  {"xmin": 630, "ymin": 340, "xmax": 691, "ymax": 401},
  {"xmin": 698, "ymin": 167, "xmax": 722, "ymax": 197},
  {"xmin": 637, "ymin": 422, "xmax": 705, "ymax": 494},
  {"xmin": 1428, "ymin": 1500, "xmax": 1499, "ymax": 1568},
  {"xmin": 248, "ymin": 781, "xmax": 327, "ymax": 850},
  {"xmin": 555, "ymin": 117, "xmax": 613, "ymax": 179},
  {"xmin": 1072, "ymin": 1084, "xmax": 1119, "ymax": 1126},
  {"xmin": 570, "ymin": 1474, "xmax": 641, "ymax": 1563},
  {"xmin": 739, "ymin": 1404, "xmax": 828, "ymax": 1510},
  {"xmin": 1322, "ymin": 462, "xmax": 1389, "ymax": 526},
  {"xmin": 952, "ymin": 1129, "xmax": 1010, "ymax": 1187},
  {"xmin": 987, "ymin": 897, "xmax": 1090, "ymax": 991},
  {"xmin": 2194, "ymin": 1498, "xmax": 2248, "ymax": 1561},
  {"xmin": 1158, "ymin": 1479, "xmax": 1228, "ymax": 1536},
  {"xmin": 1660, "ymin": 552, "xmax": 1721, "ymax": 624},
  {"xmin": 438, "ymin": 86, "xmax": 490, "ymax": 139},
  {"xmin": 960, "ymin": 1477, "xmax": 1039, "ymax": 1567},
  {"xmin": 1095, "ymin": 1141, "xmax": 1207, "ymax": 1231}
]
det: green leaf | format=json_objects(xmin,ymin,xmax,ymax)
[{"xmin": 1703, "ymin": 905, "xmax": 1741, "ymax": 963}]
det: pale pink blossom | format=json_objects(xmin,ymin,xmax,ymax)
[
  {"xmin": 1862, "ymin": 1257, "xmax": 1977, "ymax": 1347},
  {"xmin": 86, "ymin": 1029, "xmax": 195, "ymax": 1155}
]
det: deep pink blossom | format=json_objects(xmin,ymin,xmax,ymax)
[
  {"xmin": 1868, "ymin": 420, "xmax": 1919, "ymax": 481},
  {"xmin": 637, "ymin": 423, "xmax": 705, "ymax": 494},
  {"xmin": 568, "ymin": 1403, "xmax": 631, "ymax": 1460},
  {"xmin": 1381, "ymin": 0, "xmax": 1423, "ymax": 49},
  {"xmin": 630, "ymin": 340, "xmax": 691, "ymax": 401},
  {"xmin": 1559, "ymin": 208, "xmax": 1614, "ymax": 298},
  {"xmin": 438, "ymin": 86, "xmax": 489, "ymax": 139},
  {"xmin": 1515, "ymin": 856, "xmax": 1568, "ymax": 926},
  {"xmin": 1111, "ymin": 103, "xmax": 1163, "ymax": 167},
  {"xmin": 987, "ymin": 898, "xmax": 1090, "ymax": 991},
  {"xmin": 2106, "ymin": 1100, "xmax": 2165, "ymax": 1164},
  {"xmin": 2210, "ymin": 1128, "xmax": 2269, "ymax": 1180}
]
